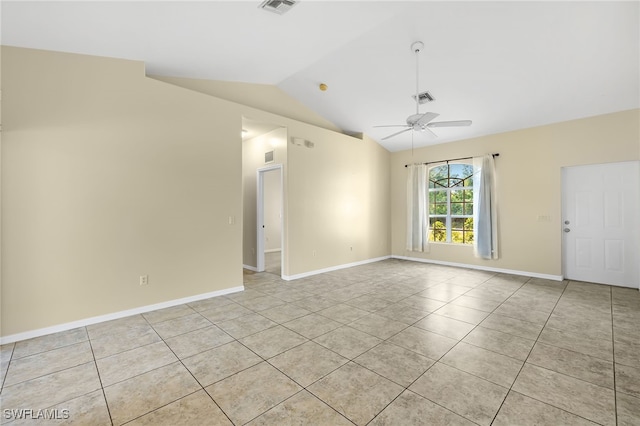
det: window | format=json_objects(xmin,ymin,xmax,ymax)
[{"xmin": 428, "ymin": 163, "xmax": 474, "ymax": 244}]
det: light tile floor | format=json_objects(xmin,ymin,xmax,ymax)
[{"xmin": 1, "ymin": 259, "xmax": 639, "ymax": 425}]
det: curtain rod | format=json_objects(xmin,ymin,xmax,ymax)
[{"xmin": 404, "ymin": 153, "xmax": 499, "ymax": 168}]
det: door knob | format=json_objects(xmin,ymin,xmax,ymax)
[
  {"xmin": 563, "ymin": 228, "xmax": 571, "ymax": 233},
  {"xmin": 564, "ymin": 220, "xmax": 570, "ymax": 225}
]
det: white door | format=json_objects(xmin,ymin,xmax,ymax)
[{"xmin": 562, "ymin": 161, "xmax": 640, "ymax": 288}]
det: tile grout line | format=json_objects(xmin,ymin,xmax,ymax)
[
  {"xmin": 95, "ymin": 312, "xmax": 206, "ymax": 424},
  {"xmin": 610, "ymin": 285, "xmax": 618, "ymax": 426},
  {"xmin": 141, "ymin": 315, "xmax": 236, "ymax": 426},
  {"xmin": 0, "ymin": 344, "xmax": 16, "ymax": 395},
  {"xmin": 86, "ymin": 326, "xmax": 115, "ymax": 426},
  {"xmin": 414, "ymin": 276, "xmax": 528, "ymax": 425},
  {"xmin": 487, "ymin": 280, "xmax": 612, "ymax": 425},
  {"xmin": 232, "ymin": 311, "xmax": 357, "ymax": 424},
  {"xmin": 359, "ymin": 273, "xmax": 502, "ymax": 425},
  {"xmin": 348, "ymin": 274, "xmax": 498, "ymax": 425},
  {"xmin": 248, "ymin": 274, "xmax": 479, "ymax": 424},
  {"xmin": 487, "ymin": 277, "xmax": 567, "ymax": 425}
]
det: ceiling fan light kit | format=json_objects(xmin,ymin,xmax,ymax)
[{"xmin": 374, "ymin": 41, "xmax": 472, "ymax": 141}]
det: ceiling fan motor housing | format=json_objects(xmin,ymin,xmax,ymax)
[{"xmin": 407, "ymin": 114, "xmax": 425, "ymax": 129}]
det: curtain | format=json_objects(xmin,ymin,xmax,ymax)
[
  {"xmin": 473, "ymin": 155, "xmax": 498, "ymax": 259},
  {"xmin": 406, "ymin": 164, "xmax": 429, "ymax": 252}
]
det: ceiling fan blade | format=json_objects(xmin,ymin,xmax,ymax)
[
  {"xmin": 422, "ymin": 127, "xmax": 438, "ymax": 138},
  {"xmin": 416, "ymin": 112, "xmax": 440, "ymax": 126},
  {"xmin": 382, "ymin": 128, "xmax": 412, "ymax": 141},
  {"xmin": 427, "ymin": 120, "xmax": 472, "ymax": 128},
  {"xmin": 373, "ymin": 124, "xmax": 411, "ymax": 128}
]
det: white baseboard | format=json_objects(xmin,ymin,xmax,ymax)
[
  {"xmin": 243, "ymin": 264, "xmax": 258, "ymax": 272},
  {"xmin": 392, "ymin": 255, "xmax": 564, "ymax": 281},
  {"xmin": 0, "ymin": 286, "xmax": 244, "ymax": 345},
  {"xmin": 264, "ymin": 249, "xmax": 281, "ymax": 253},
  {"xmin": 282, "ymin": 256, "xmax": 392, "ymax": 281}
]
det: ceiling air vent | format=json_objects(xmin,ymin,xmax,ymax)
[
  {"xmin": 412, "ymin": 91, "xmax": 436, "ymax": 104},
  {"xmin": 259, "ymin": 0, "xmax": 298, "ymax": 15}
]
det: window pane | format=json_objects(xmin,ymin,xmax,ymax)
[
  {"xmin": 450, "ymin": 178, "xmax": 464, "ymax": 187},
  {"xmin": 430, "ymin": 165, "xmax": 447, "ymax": 178},
  {"xmin": 452, "ymin": 218, "xmax": 474, "ymax": 244},
  {"xmin": 429, "ymin": 217, "xmax": 447, "ymax": 242},
  {"xmin": 434, "ymin": 204, "xmax": 447, "ymax": 215},
  {"xmin": 464, "ymin": 217, "xmax": 474, "ymax": 230},
  {"xmin": 452, "ymin": 218, "xmax": 466, "ymax": 230},
  {"xmin": 465, "ymin": 231, "xmax": 474, "ymax": 244},
  {"xmin": 450, "ymin": 190, "xmax": 463, "ymax": 202},
  {"xmin": 451, "ymin": 203, "xmax": 463, "ymax": 215},
  {"xmin": 429, "ymin": 166, "xmax": 447, "ymax": 188},
  {"xmin": 449, "ymin": 164, "xmax": 464, "ymax": 178},
  {"xmin": 464, "ymin": 203, "xmax": 473, "ymax": 215}
]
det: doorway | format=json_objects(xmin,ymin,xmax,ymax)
[
  {"xmin": 562, "ymin": 161, "xmax": 640, "ymax": 288},
  {"xmin": 257, "ymin": 165, "xmax": 283, "ymax": 276}
]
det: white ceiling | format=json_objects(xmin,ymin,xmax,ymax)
[{"xmin": 3, "ymin": 1, "xmax": 638, "ymax": 152}]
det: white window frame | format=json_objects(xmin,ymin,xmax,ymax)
[{"xmin": 427, "ymin": 163, "xmax": 474, "ymax": 244}]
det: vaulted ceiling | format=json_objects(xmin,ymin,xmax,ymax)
[{"xmin": 3, "ymin": 1, "xmax": 638, "ymax": 151}]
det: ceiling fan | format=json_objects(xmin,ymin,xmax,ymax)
[{"xmin": 375, "ymin": 41, "xmax": 472, "ymax": 141}]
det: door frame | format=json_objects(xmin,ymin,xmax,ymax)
[
  {"xmin": 256, "ymin": 164, "xmax": 284, "ymax": 274},
  {"xmin": 561, "ymin": 160, "xmax": 640, "ymax": 289}
]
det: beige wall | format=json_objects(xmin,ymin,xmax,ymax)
[
  {"xmin": 391, "ymin": 109, "xmax": 640, "ymax": 277},
  {"xmin": 1, "ymin": 47, "xmax": 245, "ymax": 337},
  {"xmin": 242, "ymin": 127, "xmax": 287, "ymax": 269},
  {"xmin": 153, "ymin": 76, "xmax": 341, "ymax": 133},
  {"xmin": 287, "ymin": 132, "xmax": 391, "ymax": 276},
  {"xmin": 241, "ymin": 126, "xmax": 392, "ymax": 278},
  {"xmin": 1, "ymin": 46, "xmax": 392, "ymax": 338}
]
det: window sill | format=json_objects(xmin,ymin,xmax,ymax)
[{"xmin": 428, "ymin": 242, "xmax": 474, "ymax": 247}]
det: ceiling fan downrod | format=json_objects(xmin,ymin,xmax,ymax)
[{"xmin": 411, "ymin": 41, "xmax": 424, "ymax": 116}]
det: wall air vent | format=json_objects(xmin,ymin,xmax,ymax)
[
  {"xmin": 259, "ymin": 0, "xmax": 298, "ymax": 15},
  {"xmin": 412, "ymin": 91, "xmax": 436, "ymax": 104},
  {"xmin": 265, "ymin": 150, "xmax": 274, "ymax": 163}
]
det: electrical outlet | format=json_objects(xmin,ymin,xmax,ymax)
[{"xmin": 139, "ymin": 275, "xmax": 149, "ymax": 286}]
